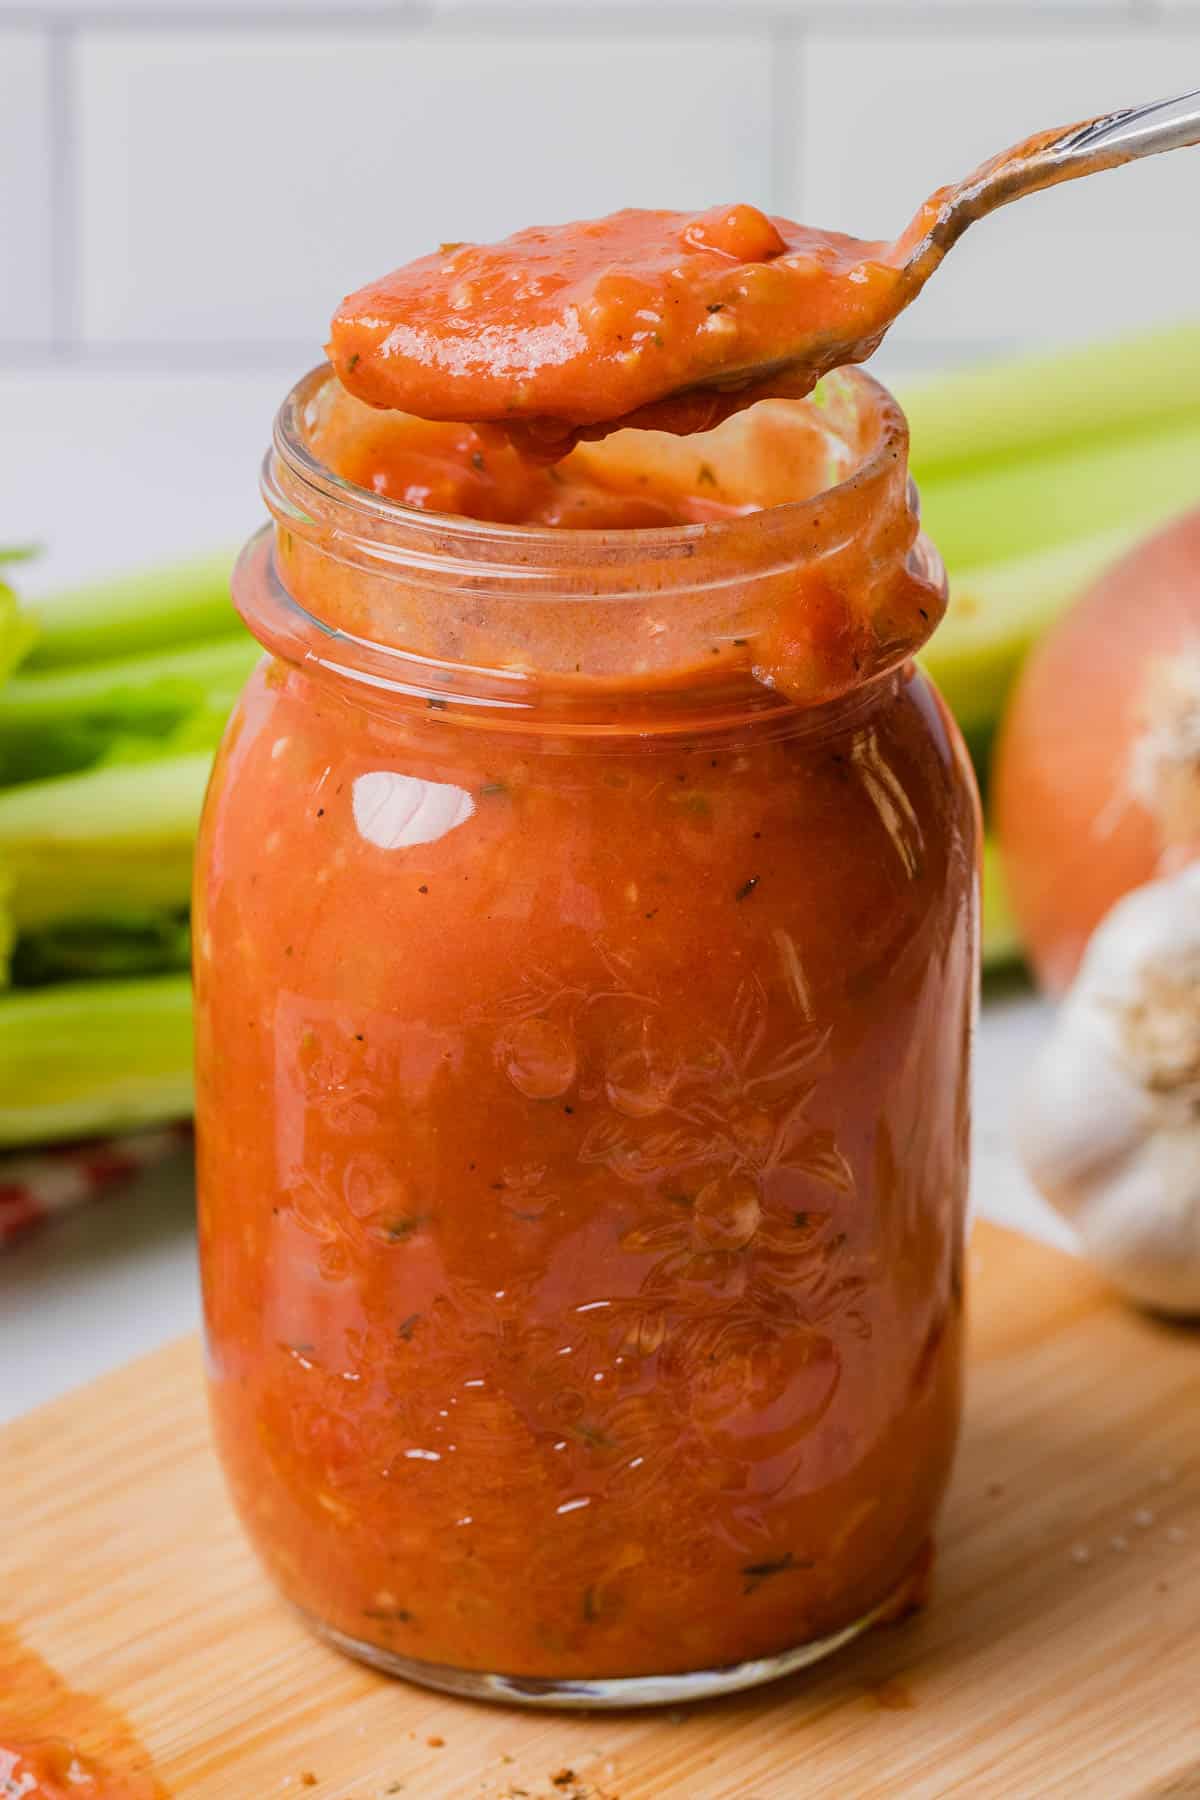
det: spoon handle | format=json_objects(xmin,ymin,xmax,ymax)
[
  {"xmin": 1046, "ymin": 87, "xmax": 1200, "ymax": 172},
  {"xmin": 904, "ymin": 87, "xmax": 1200, "ymax": 279}
]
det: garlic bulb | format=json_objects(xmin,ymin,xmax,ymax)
[{"xmin": 1019, "ymin": 862, "xmax": 1200, "ymax": 1316}]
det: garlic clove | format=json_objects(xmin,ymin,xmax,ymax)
[
  {"xmin": 1070, "ymin": 1127, "xmax": 1200, "ymax": 1315},
  {"xmin": 1018, "ymin": 863, "xmax": 1200, "ymax": 1318},
  {"xmin": 1018, "ymin": 996, "xmax": 1152, "ymax": 1207}
]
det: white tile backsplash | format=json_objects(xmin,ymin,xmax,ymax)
[
  {"xmin": 0, "ymin": 28, "xmax": 53, "ymax": 345},
  {"xmin": 74, "ymin": 24, "xmax": 771, "ymax": 351},
  {"xmin": 2, "ymin": 366, "xmax": 278, "ymax": 585},
  {"xmin": 796, "ymin": 32, "xmax": 1200, "ymax": 348},
  {"xmin": 3, "ymin": 7, "xmax": 1195, "ymax": 368}
]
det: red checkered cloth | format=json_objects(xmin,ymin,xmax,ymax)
[{"xmin": 0, "ymin": 1124, "xmax": 192, "ymax": 1249}]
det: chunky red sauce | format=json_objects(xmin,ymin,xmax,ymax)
[
  {"xmin": 198, "ymin": 649, "xmax": 973, "ymax": 1682},
  {"xmin": 319, "ymin": 409, "xmax": 751, "ymax": 530},
  {"xmin": 295, "ymin": 365, "xmax": 944, "ymax": 714},
  {"xmin": 197, "ymin": 186, "xmax": 980, "ymax": 1694},
  {"xmin": 329, "ymin": 203, "xmax": 906, "ymax": 454},
  {"xmin": 0, "ymin": 1624, "xmax": 167, "ymax": 1800},
  {"xmin": 197, "ymin": 365, "xmax": 977, "ymax": 1687}
]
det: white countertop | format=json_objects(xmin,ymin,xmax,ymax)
[{"xmin": 0, "ymin": 365, "xmax": 1075, "ymax": 1428}]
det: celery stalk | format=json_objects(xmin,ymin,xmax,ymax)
[
  {"xmin": 27, "ymin": 549, "xmax": 238, "ymax": 669},
  {"xmin": 12, "ymin": 912, "xmax": 191, "ymax": 986},
  {"xmin": 900, "ymin": 320, "xmax": 1200, "ymax": 478},
  {"xmin": 0, "ymin": 876, "xmax": 13, "ymax": 989},
  {"xmin": 918, "ymin": 419, "xmax": 1200, "ymax": 572},
  {"xmin": 919, "ymin": 521, "xmax": 1148, "ymax": 742},
  {"xmin": 0, "ymin": 974, "xmax": 193, "ymax": 1148},
  {"xmin": 0, "ymin": 753, "xmax": 211, "ymax": 929},
  {"xmin": 0, "ymin": 635, "xmax": 258, "ymax": 783},
  {"xmin": 0, "ymin": 578, "xmax": 38, "ymax": 686}
]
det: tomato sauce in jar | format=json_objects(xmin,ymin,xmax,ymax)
[{"xmin": 196, "ymin": 357, "xmax": 978, "ymax": 1704}]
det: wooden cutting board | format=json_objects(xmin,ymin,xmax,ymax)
[{"xmin": 2, "ymin": 1222, "xmax": 1198, "ymax": 1800}]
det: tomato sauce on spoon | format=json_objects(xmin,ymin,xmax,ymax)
[
  {"xmin": 328, "ymin": 202, "xmax": 901, "ymax": 458},
  {"xmin": 329, "ymin": 96, "xmax": 1200, "ymax": 463}
]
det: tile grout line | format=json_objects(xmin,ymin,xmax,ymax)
[
  {"xmin": 797, "ymin": 1, "xmax": 1147, "ymax": 21},
  {"xmin": 0, "ymin": 4, "xmax": 1172, "ymax": 36},
  {"xmin": 46, "ymin": 17, "xmax": 77, "ymax": 356},
  {"xmin": 0, "ymin": 343, "xmax": 321, "ymax": 368},
  {"xmin": 2, "ymin": 5, "xmax": 437, "ymax": 29}
]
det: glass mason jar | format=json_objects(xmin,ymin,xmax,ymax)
[{"xmin": 195, "ymin": 365, "xmax": 979, "ymax": 1708}]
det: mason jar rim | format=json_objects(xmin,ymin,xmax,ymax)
[
  {"xmin": 243, "ymin": 361, "xmax": 942, "ymax": 727},
  {"xmin": 265, "ymin": 361, "xmax": 911, "ymax": 576}
]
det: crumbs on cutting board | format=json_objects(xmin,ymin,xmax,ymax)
[
  {"xmin": 1064, "ymin": 1471, "xmax": 1193, "ymax": 1575},
  {"xmin": 496, "ymin": 1784, "xmax": 618, "ymax": 1800},
  {"xmin": 491, "ymin": 1754, "xmax": 622, "ymax": 1800},
  {"xmin": 278, "ymin": 1749, "xmax": 623, "ymax": 1800}
]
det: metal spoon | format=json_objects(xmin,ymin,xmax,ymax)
[
  {"xmin": 896, "ymin": 85, "xmax": 1200, "ymax": 293},
  {"xmin": 619, "ymin": 88, "xmax": 1200, "ymax": 436},
  {"xmin": 498, "ymin": 90, "xmax": 1200, "ymax": 453}
]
